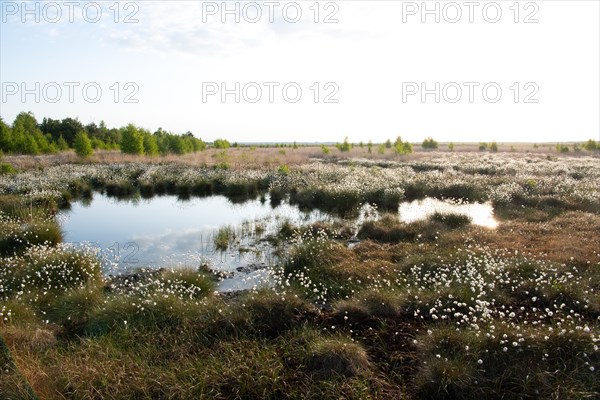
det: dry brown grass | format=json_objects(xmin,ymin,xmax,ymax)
[
  {"xmin": 473, "ymin": 211, "xmax": 600, "ymax": 266},
  {"xmin": 2, "ymin": 326, "xmax": 58, "ymax": 353},
  {"xmin": 5, "ymin": 143, "xmax": 593, "ymax": 170}
]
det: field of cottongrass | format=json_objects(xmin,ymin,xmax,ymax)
[{"xmin": 0, "ymin": 150, "xmax": 599, "ymax": 399}]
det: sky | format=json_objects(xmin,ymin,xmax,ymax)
[{"xmin": 1, "ymin": 0, "xmax": 599, "ymax": 143}]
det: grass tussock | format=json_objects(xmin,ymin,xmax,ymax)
[
  {"xmin": 242, "ymin": 290, "xmax": 319, "ymax": 338},
  {"xmin": 0, "ymin": 220, "xmax": 62, "ymax": 256},
  {"xmin": 358, "ymin": 215, "xmax": 439, "ymax": 243},
  {"xmin": 0, "ymin": 246, "xmax": 101, "ymax": 299},
  {"xmin": 429, "ymin": 212, "xmax": 472, "ymax": 228},
  {"xmin": 214, "ymin": 226, "xmax": 235, "ymax": 251},
  {"xmin": 413, "ymin": 324, "xmax": 599, "ymax": 399},
  {"xmin": 306, "ymin": 336, "xmax": 372, "ymax": 379}
]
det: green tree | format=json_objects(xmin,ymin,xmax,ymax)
[
  {"xmin": 170, "ymin": 136, "xmax": 189, "ymax": 154},
  {"xmin": 143, "ymin": 133, "xmax": 159, "ymax": 156},
  {"xmin": 56, "ymin": 135, "xmax": 69, "ymax": 151},
  {"xmin": 394, "ymin": 136, "xmax": 413, "ymax": 155},
  {"xmin": 12, "ymin": 111, "xmax": 49, "ymax": 154},
  {"xmin": 191, "ymin": 137, "xmax": 207, "ymax": 152},
  {"xmin": 13, "ymin": 112, "xmax": 38, "ymax": 136},
  {"xmin": 153, "ymin": 128, "xmax": 170, "ymax": 155},
  {"xmin": 422, "ymin": 137, "xmax": 439, "ymax": 149},
  {"xmin": 55, "ymin": 117, "xmax": 84, "ymax": 146},
  {"xmin": 21, "ymin": 135, "xmax": 40, "ymax": 155},
  {"xmin": 120, "ymin": 124, "xmax": 145, "ymax": 155},
  {"xmin": 74, "ymin": 131, "xmax": 93, "ymax": 158},
  {"xmin": 90, "ymin": 137, "xmax": 107, "ymax": 150},
  {"xmin": 385, "ymin": 139, "xmax": 392, "ymax": 149},
  {"xmin": 182, "ymin": 132, "xmax": 205, "ymax": 153},
  {"xmin": 490, "ymin": 141, "xmax": 498, "ymax": 152},
  {"xmin": 448, "ymin": 142, "xmax": 454, "ymax": 152},
  {"xmin": 0, "ymin": 118, "xmax": 14, "ymax": 152}
]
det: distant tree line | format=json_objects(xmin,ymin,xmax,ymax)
[
  {"xmin": 0, "ymin": 112, "xmax": 208, "ymax": 157},
  {"xmin": 3, "ymin": 112, "xmax": 598, "ymax": 158}
]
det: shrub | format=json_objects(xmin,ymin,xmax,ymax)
[
  {"xmin": 478, "ymin": 142, "xmax": 488, "ymax": 151},
  {"xmin": 583, "ymin": 139, "xmax": 598, "ymax": 151},
  {"xmin": 336, "ymin": 137, "xmax": 351, "ymax": 152},
  {"xmin": 277, "ymin": 164, "xmax": 290, "ymax": 175},
  {"xmin": 0, "ymin": 162, "xmax": 16, "ymax": 174},
  {"xmin": 213, "ymin": 138, "xmax": 231, "ymax": 149},
  {"xmin": 321, "ymin": 144, "xmax": 330, "ymax": 154},
  {"xmin": 489, "ymin": 141, "xmax": 498, "ymax": 152}
]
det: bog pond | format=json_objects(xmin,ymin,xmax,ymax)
[{"xmin": 59, "ymin": 193, "xmax": 497, "ymax": 291}]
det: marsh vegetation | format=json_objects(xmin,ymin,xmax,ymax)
[{"xmin": 1, "ymin": 149, "xmax": 599, "ymax": 399}]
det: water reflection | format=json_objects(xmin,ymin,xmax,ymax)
[
  {"xmin": 398, "ymin": 198, "xmax": 498, "ymax": 228},
  {"xmin": 59, "ymin": 193, "xmax": 330, "ymax": 291},
  {"xmin": 59, "ymin": 193, "xmax": 498, "ymax": 292}
]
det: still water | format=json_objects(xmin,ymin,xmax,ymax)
[
  {"xmin": 399, "ymin": 198, "xmax": 498, "ymax": 228},
  {"xmin": 59, "ymin": 193, "xmax": 330, "ymax": 291},
  {"xmin": 59, "ymin": 193, "xmax": 496, "ymax": 291}
]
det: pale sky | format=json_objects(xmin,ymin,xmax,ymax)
[{"xmin": 1, "ymin": 1, "xmax": 599, "ymax": 142}]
